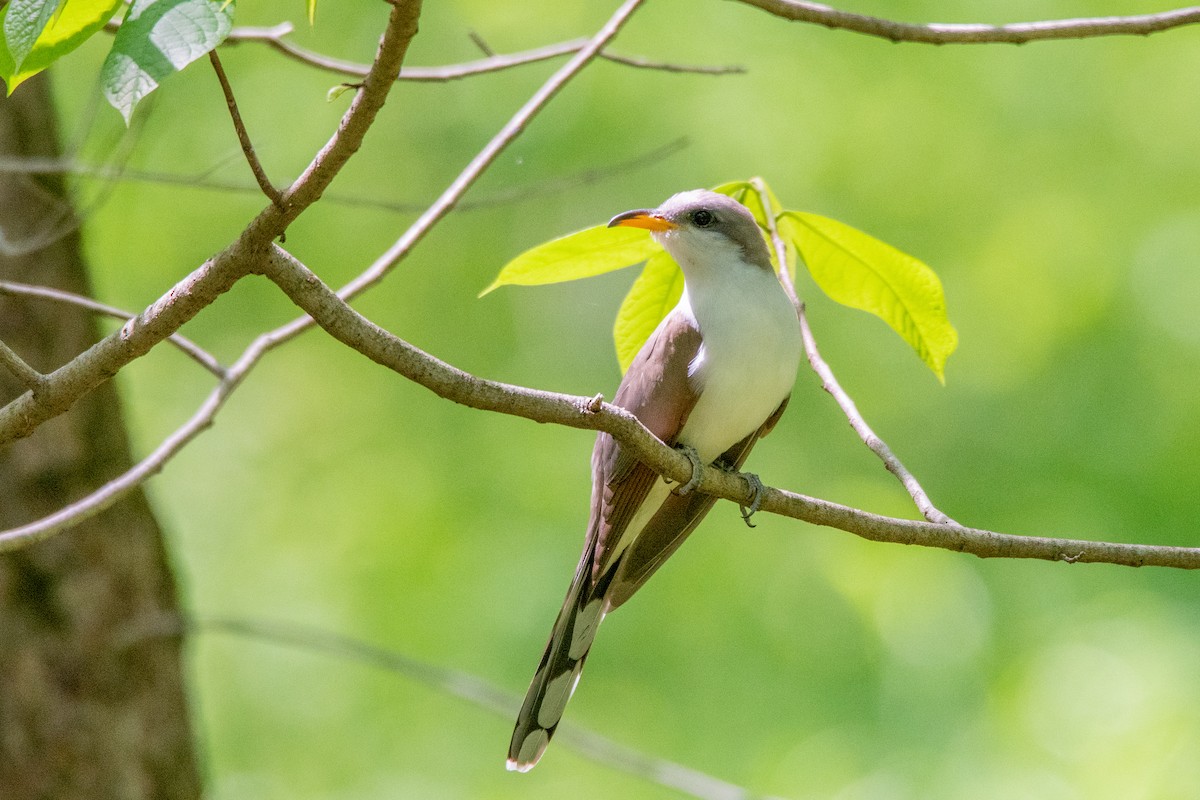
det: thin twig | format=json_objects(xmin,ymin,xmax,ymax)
[
  {"xmin": 798, "ymin": 309, "xmax": 955, "ymax": 525},
  {"xmin": 0, "ymin": 137, "xmax": 688, "ymax": 216},
  {"xmin": 0, "ymin": 280, "xmax": 225, "ymax": 378},
  {"xmin": 191, "ymin": 617, "xmax": 780, "ymax": 800},
  {"xmin": 733, "ymin": 0, "xmax": 1200, "ymax": 44},
  {"xmin": 0, "ymin": 338, "xmax": 44, "ymax": 392},
  {"xmin": 208, "ymin": 50, "xmax": 284, "ymax": 208},
  {"xmin": 224, "ymin": 25, "xmax": 742, "ymax": 80},
  {"xmin": 748, "ymin": 178, "xmax": 955, "ymax": 525},
  {"xmin": 467, "ymin": 30, "xmax": 495, "ymax": 57}
]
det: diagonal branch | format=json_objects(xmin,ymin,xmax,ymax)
[
  {"xmin": 0, "ymin": 0, "xmax": 423, "ymax": 446},
  {"xmin": 797, "ymin": 308, "xmax": 955, "ymax": 525},
  {"xmin": 0, "ymin": 0, "xmax": 650, "ymax": 544},
  {"xmin": 0, "ymin": 280, "xmax": 225, "ymax": 378},
  {"xmin": 265, "ymin": 0, "xmax": 650, "ymax": 350},
  {"xmin": 192, "ymin": 617, "xmax": 780, "ymax": 800},
  {"xmin": 732, "ymin": 0, "xmax": 1200, "ymax": 44},
  {"xmin": 0, "ymin": 337, "xmax": 44, "ymax": 392},
  {"xmin": 208, "ymin": 50, "xmax": 284, "ymax": 207},
  {"xmin": 750, "ymin": 179, "xmax": 955, "ymax": 525}
]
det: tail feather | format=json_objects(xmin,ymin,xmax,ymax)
[{"xmin": 507, "ymin": 553, "xmax": 615, "ymax": 771}]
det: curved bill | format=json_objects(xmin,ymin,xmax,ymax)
[{"xmin": 608, "ymin": 209, "xmax": 676, "ymax": 232}]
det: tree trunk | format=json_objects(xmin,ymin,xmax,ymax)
[{"xmin": 0, "ymin": 74, "xmax": 201, "ymax": 800}]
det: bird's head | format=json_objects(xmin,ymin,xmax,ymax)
[{"xmin": 608, "ymin": 190, "xmax": 772, "ymax": 276}]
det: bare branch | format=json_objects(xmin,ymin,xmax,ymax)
[
  {"xmin": 192, "ymin": 617, "xmax": 779, "ymax": 800},
  {"xmin": 6, "ymin": 242, "xmax": 1199, "ymax": 574},
  {"xmin": 254, "ymin": 247, "xmax": 1200, "ymax": 571},
  {"xmin": 224, "ymin": 23, "xmax": 742, "ymax": 80},
  {"xmin": 0, "ymin": 280, "xmax": 225, "ymax": 378},
  {"xmin": 0, "ymin": 0, "xmax": 653, "ymax": 546},
  {"xmin": 732, "ymin": 0, "xmax": 1200, "ymax": 44},
  {"xmin": 0, "ymin": 337, "xmax": 44, "ymax": 392},
  {"xmin": 264, "ymin": 0, "xmax": 650, "ymax": 351},
  {"xmin": 208, "ymin": 50, "xmax": 284, "ymax": 207},
  {"xmin": 797, "ymin": 309, "xmax": 954, "ymax": 524},
  {"xmin": 0, "ymin": 252, "xmax": 246, "ymax": 446},
  {"xmin": 0, "ymin": 1, "xmax": 424, "ymax": 445},
  {"xmin": 748, "ymin": 179, "xmax": 955, "ymax": 524}
]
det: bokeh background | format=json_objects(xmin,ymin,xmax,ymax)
[{"xmin": 42, "ymin": 0, "xmax": 1200, "ymax": 797}]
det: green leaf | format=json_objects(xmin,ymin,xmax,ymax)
[
  {"xmin": 0, "ymin": 0, "xmax": 122, "ymax": 93},
  {"xmin": 4, "ymin": 0, "xmax": 61, "ymax": 71},
  {"xmin": 780, "ymin": 211, "xmax": 957, "ymax": 382},
  {"xmin": 480, "ymin": 224, "xmax": 659, "ymax": 296},
  {"xmin": 612, "ymin": 250, "xmax": 684, "ymax": 373},
  {"xmin": 306, "ymin": 0, "xmax": 316, "ymax": 25},
  {"xmin": 100, "ymin": 0, "xmax": 235, "ymax": 123}
]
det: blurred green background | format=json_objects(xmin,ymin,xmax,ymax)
[{"xmin": 43, "ymin": 0, "xmax": 1200, "ymax": 797}]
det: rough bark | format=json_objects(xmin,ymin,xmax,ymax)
[{"xmin": 0, "ymin": 75, "xmax": 201, "ymax": 800}]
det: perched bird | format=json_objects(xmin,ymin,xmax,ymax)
[{"xmin": 507, "ymin": 190, "xmax": 803, "ymax": 771}]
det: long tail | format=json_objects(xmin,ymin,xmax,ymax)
[{"xmin": 507, "ymin": 548, "xmax": 611, "ymax": 772}]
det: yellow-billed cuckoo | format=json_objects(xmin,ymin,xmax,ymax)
[{"xmin": 507, "ymin": 190, "xmax": 803, "ymax": 771}]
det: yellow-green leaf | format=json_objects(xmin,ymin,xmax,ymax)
[
  {"xmin": 480, "ymin": 224, "xmax": 659, "ymax": 296},
  {"xmin": 780, "ymin": 211, "xmax": 957, "ymax": 382},
  {"xmin": 1, "ymin": 0, "xmax": 123, "ymax": 93},
  {"xmin": 612, "ymin": 250, "xmax": 684, "ymax": 373}
]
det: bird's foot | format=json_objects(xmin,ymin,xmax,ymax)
[
  {"xmin": 670, "ymin": 445, "xmax": 704, "ymax": 496},
  {"xmin": 738, "ymin": 472, "xmax": 764, "ymax": 528}
]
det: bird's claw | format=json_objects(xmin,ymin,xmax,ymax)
[
  {"xmin": 671, "ymin": 445, "xmax": 704, "ymax": 496},
  {"xmin": 739, "ymin": 472, "xmax": 764, "ymax": 528}
]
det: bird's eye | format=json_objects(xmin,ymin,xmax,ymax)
[{"xmin": 691, "ymin": 209, "xmax": 714, "ymax": 227}]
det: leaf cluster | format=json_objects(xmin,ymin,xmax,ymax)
[
  {"xmin": 485, "ymin": 178, "xmax": 958, "ymax": 381},
  {"xmin": 0, "ymin": 0, "xmax": 247, "ymax": 121}
]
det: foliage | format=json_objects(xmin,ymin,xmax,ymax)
[
  {"xmin": 488, "ymin": 178, "xmax": 956, "ymax": 379},
  {"xmin": 0, "ymin": 0, "xmax": 242, "ymax": 120}
]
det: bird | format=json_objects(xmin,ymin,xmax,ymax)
[{"xmin": 506, "ymin": 189, "xmax": 803, "ymax": 771}]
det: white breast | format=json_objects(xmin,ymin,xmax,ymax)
[{"xmin": 675, "ymin": 263, "xmax": 802, "ymax": 463}]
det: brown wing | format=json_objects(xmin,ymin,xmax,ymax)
[
  {"xmin": 605, "ymin": 395, "xmax": 790, "ymax": 609},
  {"xmin": 588, "ymin": 310, "xmax": 704, "ymax": 581}
]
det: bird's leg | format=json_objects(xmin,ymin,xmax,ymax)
[
  {"xmin": 670, "ymin": 445, "xmax": 704, "ymax": 496},
  {"xmin": 738, "ymin": 473, "xmax": 765, "ymax": 528}
]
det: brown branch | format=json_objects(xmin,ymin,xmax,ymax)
[
  {"xmin": 748, "ymin": 179, "xmax": 954, "ymax": 524},
  {"xmin": 255, "ymin": 247, "xmax": 1200, "ymax": 570},
  {"xmin": 0, "ymin": 0, "xmax": 650, "ymax": 546},
  {"xmin": 266, "ymin": 0, "xmax": 650, "ymax": 349},
  {"xmin": 0, "ymin": 280, "xmax": 226, "ymax": 378},
  {"xmin": 6, "ymin": 240, "xmax": 1199, "ymax": 574},
  {"xmin": 733, "ymin": 0, "xmax": 1200, "ymax": 44},
  {"xmin": 0, "ymin": 252, "xmax": 246, "ymax": 446},
  {"xmin": 0, "ymin": 1, "xmax": 424, "ymax": 447},
  {"xmin": 0, "ymin": 337, "xmax": 44, "ymax": 392},
  {"xmin": 224, "ymin": 24, "xmax": 742, "ymax": 80},
  {"xmin": 208, "ymin": 50, "xmax": 283, "ymax": 208}
]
